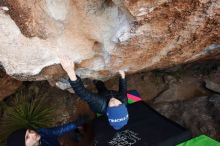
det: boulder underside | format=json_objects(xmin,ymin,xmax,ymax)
[{"xmin": 0, "ymin": 0, "xmax": 220, "ymax": 82}]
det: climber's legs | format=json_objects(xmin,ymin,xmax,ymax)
[{"xmin": 93, "ymin": 80, "xmax": 108, "ymax": 94}]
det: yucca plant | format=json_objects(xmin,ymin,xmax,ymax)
[{"xmin": 0, "ymin": 88, "xmax": 55, "ymax": 145}]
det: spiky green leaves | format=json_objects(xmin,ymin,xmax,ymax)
[{"xmin": 0, "ymin": 91, "xmax": 55, "ymax": 145}]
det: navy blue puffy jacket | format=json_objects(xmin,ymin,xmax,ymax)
[{"xmin": 37, "ymin": 122, "xmax": 76, "ymax": 146}]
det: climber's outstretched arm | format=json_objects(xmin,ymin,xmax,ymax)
[
  {"xmin": 59, "ymin": 56, "xmax": 107, "ymax": 113},
  {"xmin": 118, "ymin": 70, "xmax": 128, "ymax": 104}
]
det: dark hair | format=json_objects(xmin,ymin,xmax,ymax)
[
  {"xmin": 26, "ymin": 128, "xmax": 40, "ymax": 136},
  {"xmin": 7, "ymin": 129, "xmax": 27, "ymax": 146}
]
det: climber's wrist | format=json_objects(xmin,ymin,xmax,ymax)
[
  {"xmin": 119, "ymin": 70, "xmax": 125, "ymax": 79},
  {"xmin": 70, "ymin": 77, "xmax": 77, "ymax": 81},
  {"xmin": 67, "ymin": 70, "xmax": 76, "ymax": 80}
]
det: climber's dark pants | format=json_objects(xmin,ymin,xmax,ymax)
[{"xmin": 94, "ymin": 80, "xmax": 108, "ymax": 94}]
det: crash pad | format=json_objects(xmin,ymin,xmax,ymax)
[{"xmin": 177, "ymin": 135, "xmax": 220, "ymax": 146}]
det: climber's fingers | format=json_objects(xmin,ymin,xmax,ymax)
[
  {"xmin": 0, "ymin": 6, "xmax": 9, "ymax": 11},
  {"xmin": 119, "ymin": 70, "xmax": 125, "ymax": 78},
  {"xmin": 59, "ymin": 55, "xmax": 75, "ymax": 72}
]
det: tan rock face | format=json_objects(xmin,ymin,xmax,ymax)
[
  {"xmin": 0, "ymin": 0, "xmax": 219, "ymax": 81},
  {"xmin": 0, "ymin": 71, "xmax": 22, "ymax": 101}
]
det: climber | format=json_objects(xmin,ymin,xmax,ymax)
[
  {"xmin": 7, "ymin": 117, "xmax": 88, "ymax": 146},
  {"xmin": 60, "ymin": 56, "xmax": 129, "ymax": 130}
]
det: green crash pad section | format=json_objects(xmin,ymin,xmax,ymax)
[
  {"xmin": 128, "ymin": 98, "xmax": 135, "ymax": 104},
  {"xmin": 177, "ymin": 135, "xmax": 220, "ymax": 146}
]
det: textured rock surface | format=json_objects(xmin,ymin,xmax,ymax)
[
  {"xmin": 0, "ymin": 0, "xmax": 220, "ymax": 81},
  {"xmin": 0, "ymin": 71, "xmax": 22, "ymax": 101},
  {"xmin": 204, "ymin": 71, "xmax": 220, "ymax": 94},
  {"xmin": 153, "ymin": 76, "xmax": 209, "ymax": 103},
  {"xmin": 153, "ymin": 95, "xmax": 220, "ymax": 140}
]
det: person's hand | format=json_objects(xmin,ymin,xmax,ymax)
[
  {"xmin": 59, "ymin": 55, "xmax": 77, "ymax": 81},
  {"xmin": 0, "ymin": 6, "xmax": 9, "ymax": 11},
  {"xmin": 119, "ymin": 70, "xmax": 125, "ymax": 79},
  {"xmin": 60, "ymin": 55, "xmax": 74, "ymax": 72}
]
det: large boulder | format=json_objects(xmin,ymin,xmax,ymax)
[
  {"xmin": 152, "ymin": 95, "xmax": 220, "ymax": 140},
  {"xmin": 0, "ymin": 0, "xmax": 220, "ymax": 81},
  {"xmin": 153, "ymin": 76, "xmax": 209, "ymax": 103},
  {"xmin": 0, "ymin": 71, "xmax": 22, "ymax": 101},
  {"xmin": 204, "ymin": 67, "xmax": 220, "ymax": 94}
]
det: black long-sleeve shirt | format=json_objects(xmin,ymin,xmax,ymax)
[{"xmin": 69, "ymin": 76, "xmax": 127, "ymax": 114}]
